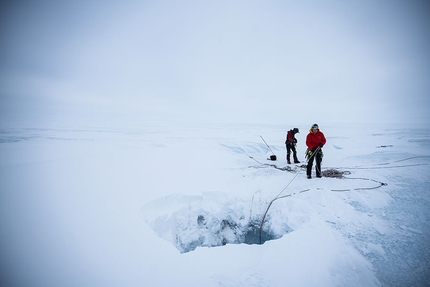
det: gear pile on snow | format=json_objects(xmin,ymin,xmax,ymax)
[{"xmin": 321, "ymin": 169, "xmax": 351, "ymax": 178}]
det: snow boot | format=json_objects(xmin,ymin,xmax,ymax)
[
  {"xmin": 287, "ymin": 154, "xmax": 291, "ymax": 164},
  {"xmin": 293, "ymin": 154, "xmax": 300, "ymax": 164}
]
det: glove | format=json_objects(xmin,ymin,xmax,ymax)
[
  {"xmin": 319, "ymin": 144, "xmax": 323, "ymax": 148},
  {"xmin": 293, "ymin": 138, "xmax": 297, "ymax": 143}
]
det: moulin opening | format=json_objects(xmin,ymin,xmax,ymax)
[
  {"xmin": 244, "ymin": 220, "xmax": 280, "ymax": 245},
  {"xmin": 175, "ymin": 214, "xmax": 288, "ymax": 253},
  {"xmin": 141, "ymin": 193, "xmax": 295, "ymax": 254}
]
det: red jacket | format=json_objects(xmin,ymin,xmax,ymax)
[
  {"xmin": 306, "ymin": 129, "xmax": 326, "ymax": 150},
  {"xmin": 286, "ymin": 130, "xmax": 296, "ymax": 143}
]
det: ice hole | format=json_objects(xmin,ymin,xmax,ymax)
[
  {"xmin": 174, "ymin": 215, "xmax": 286, "ymax": 253},
  {"xmin": 142, "ymin": 193, "xmax": 293, "ymax": 253}
]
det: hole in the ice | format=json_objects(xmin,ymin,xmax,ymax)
[
  {"xmin": 244, "ymin": 220, "xmax": 280, "ymax": 245},
  {"xmin": 175, "ymin": 216, "xmax": 286, "ymax": 253},
  {"xmin": 142, "ymin": 194, "xmax": 293, "ymax": 253}
]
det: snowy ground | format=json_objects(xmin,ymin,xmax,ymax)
[{"xmin": 0, "ymin": 122, "xmax": 429, "ymax": 286}]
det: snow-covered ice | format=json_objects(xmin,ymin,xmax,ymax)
[{"xmin": 0, "ymin": 122, "xmax": 429, "ymax": 286}]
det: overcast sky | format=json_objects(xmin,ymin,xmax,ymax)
[{"xmin": 1, "ymin": 0, "xmax": 429, "ymax": 126}]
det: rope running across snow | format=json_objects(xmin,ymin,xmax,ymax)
[
  {"xmin": 257, "ymin": 167, "xmax": 387, "ymax": 243},
  {"xmin": 247, "ymin": 154, "xmax": 298, "ymax": 172},
  {"xmin": 255, "ymin": 154, "xmax": 428, "ymax": 243},
  {"xmin": 243, "ymin": 147, "xmax": 427, "ymax": 243},
  {"xmin": 257, "ymin": 149, "xmax": 320, "ymax": 244}
]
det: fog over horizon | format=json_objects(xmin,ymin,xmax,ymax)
[{"xmin": 1, "ymin": 0, "xmax": 429, "ymax": 127}]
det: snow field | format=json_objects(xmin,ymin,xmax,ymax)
[{"xmin": 0, "ymin": 123, "xmax": 429, "ymax": 286}]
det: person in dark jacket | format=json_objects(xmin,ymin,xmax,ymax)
[
  {"xmin": 285, "ymin": 128, "xmax": 300, "ymax": 164},
  {"xmin": 305, "ymin": 124, "xmax": 326, "ymax": 178}
]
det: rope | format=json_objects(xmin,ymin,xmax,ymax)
[
  {"xmin": 257, "ymin": 150, "xmax": 319, "ymax": 243},
  {"xmin": 260, "ymin": 135, "xmax": 276, "ymax": 155},
  {"xmin": 342, "ymin": 163, "xmax": 427, "ymax": 170},
  {"xmin": 393, "ymin": 156, "xmax": 430, "ymax": 163},
  {"xmin": 259, "ymin": 188, "xmax": 310, "ymax": 244},
  {"xmin": 330, "ymin": 177, "xmax": 387, "ymax": 192},
  {"xmin": 247, "ymin": 151, "xmax": 426, "ymax": 244},
  {"xmin": 330, "ymin": 155, "xmax": 430, "ymax": 170},
  {"xmin": 247, "ymin": 155, "xmax": 299, "ymax": 172},
  {"xmin": 257, "ymin": 171, "xmax": 387, "ymax": 244}
]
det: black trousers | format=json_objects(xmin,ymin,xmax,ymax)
[
  {"xmin": 307, "ymin": 150, "xmax": 323, "ymax": 177},
  {"xmin": 286, "ymin": 143, "xmax": 297, "ymax": 156}
]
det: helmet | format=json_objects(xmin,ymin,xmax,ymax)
[
  {"xmin": 293, "ymin": 128, "xmax": 299, "ymax": 133},
  {"xmin": 312, "ymin": 124, "xmax": 319, "ymax": 129}
]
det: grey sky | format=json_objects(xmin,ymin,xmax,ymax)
[{"xmin": 1, "ymin": 0, "xmax": 429, "ymax": 125}]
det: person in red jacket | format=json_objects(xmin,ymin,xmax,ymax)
[
  {"xmin": 305, "ymin": 124, "xmax": 326, "ymax": 179},
  {"xmin": 285, "ymin": 128, "xmax": 300, "ymax": 164}
]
